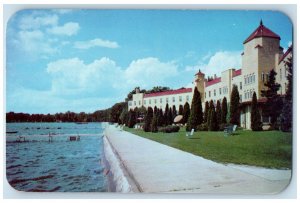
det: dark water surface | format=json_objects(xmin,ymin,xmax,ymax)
[{"xmin": 6, "ymin": 122, "xmax": 108, "ymax": 192}]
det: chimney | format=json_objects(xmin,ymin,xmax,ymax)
[{"xmin": 135, "ymin": 87, "xmax": 140, "ymax": 94}]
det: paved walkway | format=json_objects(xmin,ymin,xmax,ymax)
[{"xmin": 104, "ymin": 125, "xmax": 291, "ymax": 194}]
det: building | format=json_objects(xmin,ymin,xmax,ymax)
[{"xmin": 128, "ymin": 21, "xmax": 292, "ymax": 129}]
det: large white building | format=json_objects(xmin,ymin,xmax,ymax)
[{"xmin": 128, "ymin": 21, "xmax": 292, "ymax": 129}]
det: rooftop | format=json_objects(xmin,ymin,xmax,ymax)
[
  {"xmin": 279, "ymin": 46, "xmax": 292, "ymax": 64},
  {"xmin": 243, "ymin": 20, "xmax": 280, "ymax": 44},
  {"xmin": 144, "ymin": 88, "xmax": 192, "ymax": 98}
]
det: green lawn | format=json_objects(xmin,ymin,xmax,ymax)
[{"xmin": 125, "ymin": 127, "xmax": 292, "ymax": 169}]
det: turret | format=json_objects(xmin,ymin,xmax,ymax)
[{"xmin": 194, "ymin": 70, "xmax": 205, "ymax": 101}]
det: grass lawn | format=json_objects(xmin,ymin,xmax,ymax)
[{"xmin": 124, "ymin": 127, "xmax": 292, "ymax": 169}]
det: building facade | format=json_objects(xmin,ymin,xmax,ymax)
[{"xmin": 128, "ymin": 21, "xmax": 292, "ymax": 129}]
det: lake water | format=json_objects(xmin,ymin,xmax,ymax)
[{"xmin": 6, "ymin": 122, "xmax": 108, "ymax": 192}]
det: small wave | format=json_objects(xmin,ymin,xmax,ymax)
[
  {"xmin": 28, "ymin": 186, "xmax": 61, "ymax": 192},
  {"xmin": 9, "ymin": 175, "xmax": 54, "ymax": 185},
  {"xmin": 7, "ymin": 164, "xmax": 22, "ymax": 169}
]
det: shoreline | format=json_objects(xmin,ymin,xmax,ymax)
[{"xmin": 103, "ymin": 124, "xmax": 291, "ymax": 194}]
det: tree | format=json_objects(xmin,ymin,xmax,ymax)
[
  {"xmin": 179, "ymin": 105, "xmax": 183, "ymax": 115},
  {"xmin": 216, "ymin": 100, "xmax": 222, "ymax": 130},
  {"xmin": 207, "ymin": 100, "xmax": 214, "ymax": 128},
  {"xmin": 281, "ymin": 56, "xmax": 293, "ymax": 132},
  {"xmin": 186, "ymin": 87, "xmax": 203, "ymax": 131},
  {"xmin": 151, "ymin": 114, "xmax": 158, "ymax": 132},
  {"xmin": 154, "ymin": 106, "xmax": 158, "ymax": 115},
  {"xmin": 127, "ymin": 110, "xmax": 136, "ymax": 128},
  {"xmin": 251, "ymin": 92, "xmax": 262, "ymax": 131},
  {"xmin": 209, "ymin": 104, "xmax": 218, "ymax": 131},
  {"xmin": 157, "ymin": 109, "xmax": 164, "ymax": 127},
  {"xmin": 221, "ymin": 97, "xmax": 228, "ymax": 124},
  {"xmin": 203, "ymin": 101, "xmax": 209, "ymax": 123},
  {"xmin": 110, "ymin": 102, "xmax": 127, "ymax": 123},
  {"xmin": 164, "ymin": 103, "xmax": 169, "ymax": 126},
  {"xmin": 119, "ymin": 108, "xmax": 129, "ymax": 125},
  {"xmin": 168, "ymin": 107, "xmax": 173, "ymax": 125},
  {"xmin": 144, "ymin": 107, "xmax": 153, "ymax": 132},
  {"xmin": 261, "ymin": 69, "xmax": 283, "ymax": 129},
  {"xmin": 172, "ymin": 105, "xmax": 177, "ymax": 119},
  {"xmin": 230, "ymin": 85, "xmax": 240, "ymax": 125},
  {"xmin": 182, "ymin": 102, "xmax": 190, "ymax": 124}
]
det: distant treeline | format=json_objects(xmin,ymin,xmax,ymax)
[{"xmin": 6, "ymin": 102, "xmax": 127, "ymax": 123}]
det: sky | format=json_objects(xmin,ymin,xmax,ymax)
[{"xmin": 6, "ymin": 9, "xmax": 293, "ymax": 114}]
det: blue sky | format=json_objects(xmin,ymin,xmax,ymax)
[{"xmin": 6, "ymin": 9, "xmax": 292, "ymax": 114}]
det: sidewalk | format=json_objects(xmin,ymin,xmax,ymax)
[{"xmin": 104, "ymin": 125, "xmax": 291, "ymax": 194}]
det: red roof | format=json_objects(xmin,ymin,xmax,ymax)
[
  {"xmin": 243, "ymin": 21, "xmax": 280, "ymax": 44},
  {"xmin": 144, "ymin": 88, "xmax": 192, "ymax": 98},
  {"xmin": 278, "ymin": 46, "xmax": 292, "ymax": 64},
  {"xmin": 233, "ymin": 69, "xmax": 242, "ymax": 77},
  {"xmin": 205, "ymin": 77, "xmax": 221, "ymax": 87},
  {"xmin": 195, "ymin": 70, "xmax": 204, "ymax": 76}
]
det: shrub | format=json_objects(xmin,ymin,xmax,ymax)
[
  {"xmin": 196, "ymin": 123, "xmax": 208, "ymax": 131},
  {"xmin": 158, "ymin": 125, "xmax": 180, "ymax": 133}
]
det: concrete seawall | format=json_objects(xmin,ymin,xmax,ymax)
[{"xmin": 103, "ymin": 125, "xmax": 291, "ymax": 194}]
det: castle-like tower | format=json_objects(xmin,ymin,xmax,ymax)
[
  {"xmin": 194, "ymin": 70, "xmax": 205, "ymax": 102},
  {"xmin": 242, "ymin": 20, "xmax": 283, "ymax": 101}
]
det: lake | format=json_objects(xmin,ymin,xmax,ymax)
[{"xmin": 6, "ymin": 122, "xmax": 108, "ymax": 192}]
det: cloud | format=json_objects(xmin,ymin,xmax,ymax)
[
  {"xmin": 185, "ymin": 50, "xmax": 242, "ymax": 77},
  {"xmin": 51, "ymin": 9, "xmax": 73, "ymax": 15},
  {"xmin": 47, "ymin": 22, "xmax": 80, "ymax": 36},
  {"xmin": 124, "ymin": 57, "xmax": 179, "ymax": 89},
  {"xmin": 8, "ymin": 56, "xmax": 182, "ymax": 113},
  {"xmin": 12, "ymin": 30, "xmax": 58, "ymax": 56},
  {"xmin": 74, "ymin": 38, "xmax": 119, "ymax": 49},
  {"xmin": 18, "ymin": 14, "xmax": 58, "ymax": 30},
  {"xmin": 46, "ymin": 57, "xmax": 122, "ymax": 98}
]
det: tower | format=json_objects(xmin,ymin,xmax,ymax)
[
  {"xmin": 242, "ymin": 20, "xmax": 282, "ymax": 100},
  {"xmin": 194, "ymin": 70, "xmax": 205, "ymax": 102}
]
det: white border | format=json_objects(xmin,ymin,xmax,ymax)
[{"xmin": 1, "ymin": 2, "xmax": 298, "ymax": 201}]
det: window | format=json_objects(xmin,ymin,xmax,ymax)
[
  {"xmin": 244, "ymin": 93, "xmax": 247, "ymax": 100},
  {"xmin": 253, "ymin": 74, "xmax": 255, "ymax": 82},
  {"xmin": 245, "ymin": 77, "xmax": 247, "ymax": 84},
  {"xmin": 172, "ymin": 97, "xmax": 175, "ymax": 102},
  {"xmin": 214, "ymin": 89, "xmax": 216, "ymax": 96},
  {"xmin": 261, "ymin": 72, "xmax": 264, "ymax": 82},
  {"xmin": 186, "ymin": 95, "xmax": 189, "ymax": 101},
  {"xmin": 134, "ymin": 101, "xmax": 136, "ymax": 105},
  {"xmin": 179, "ymin": 96, "xmax": 182, "ymax": 102},
  {"xmin": 154, "ymin": 99, "xmax": 157, "ymax": 104},
  {"xmin": 280, "ymin": 69, "xmax": 282, "ymax": 80},
  {"xmin": 247, "ymin": 77, "xmax": 250, "ymax": 84},
  {"xmin": 209, "ymin": 91, "xmax": 211, "ymax": 97},
  {"xmin": 138, "ymin": 101, "xmax": 141, "ymax": 105},
  {"xmin": 149, "ymin": 100, "xmax": 151, "ymax": 104},
  {"xmin": 266, "ymin": 73, "xmax": 269, "ymax": 82},
  {"xmin": 240, "ymin": 95, "xmax": 242, "ymax": 102},
  {"xmin": 160, "ymin": 98, "xmax": 162, "ymax": 103},
  {"xmin": 144, "ymin": 100, "xmax": 146, "ymax": 105},
  {"xmin": 250, "ymin": 75, "xmax": 252, "ymax": 83},
  {"xmin": 250, "ymin": 90, "xmax": 252, "ymax": 98},
  {"xmin": 240, "ymin": 82, "xmax": 242, "ymax": 90},
  {"xmin": 219, "ymin": 88, "xmax": 222, "ymax": 95},
  {"xmin": 129, "ymin": 101, "xmax": 132, "ymax": 106},
  {"xmin": 205, "ymin": 92, "xmax": 206, "ymax": 98},
  {"xmin": 166, "ymin": 98, "xmax": 168, "ymax": 103}
]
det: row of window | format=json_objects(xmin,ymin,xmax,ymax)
[
  {"xmin": 130, "ymin": 95, "xmax": 190, "ymax": 106},
  {"xmin": 244, "ymin": 89, "xmax": 255, "ymax": 100},
  {"xmin": 205, "ymin": 86, "xmax": 229, "ymax": 99},
  {"xmin": 244, "ymin": 73, "xmax": 255, "ymax": 85},
  {"xmin": 261, "ymin": 72, "xmax": 269, "ymax": 82}
]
